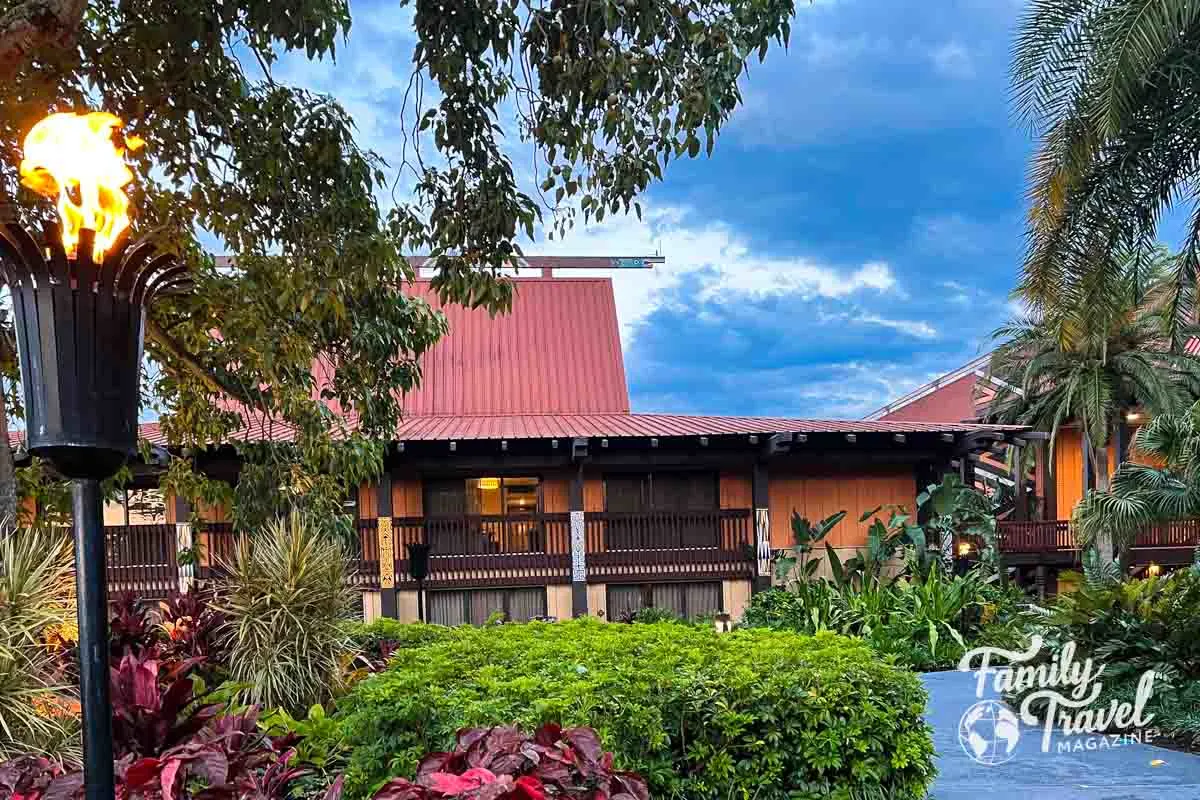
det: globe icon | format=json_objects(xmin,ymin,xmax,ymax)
[{"xmin": 958, "ymin": 700, "xmax": 1021, "ymax": 765}]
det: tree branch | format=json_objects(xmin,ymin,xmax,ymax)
[
  {"xmin": 145, "ymin": 317, "xmax": 255, "ymax": 405},
  {"xmin": 0, "ymin": 0, "xmax": 86, "ymax": 82}
]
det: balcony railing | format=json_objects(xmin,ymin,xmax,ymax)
[
  {"xmin": 997, "ymin": 519, "xmax": 1200, "ymax": 554},
  {"xmin": 586, "ymin": 509, "xmax": 755, "ymax": 580},
  {"xmin": 109, "ymin": 509, "xmax": 756, "ymax": 594}
]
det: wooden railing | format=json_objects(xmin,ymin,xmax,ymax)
[
  {"xmin": 585, "ymin": 509, "xmax": 755, "ymax": 579},
  {"xmin": 997, "ymin": 520, "xmax": 1074, "ymax": 553},
  {"xmin": 104, "ymin": 524, "xmax": 178, "ymax": 596},
  {"xmin": 114, "ymin": 509, "xmax": 757, "ymax": 594},
  {"xmin": 998, "ymin": 518, "xmax": 1200, "ymax": 554}
]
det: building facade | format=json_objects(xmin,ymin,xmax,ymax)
[{"xmin": 110, "ymin": 264, "xmax": 1023, "ymax": 618}]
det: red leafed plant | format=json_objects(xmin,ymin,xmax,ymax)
[
  {"xmin": 0, "ymin": 710, "xmax": 335, "ymax": 800},
  {"xmin": 371, "ymin": 724, "xmax": 648, "ymax": 800},
  {"xmin": 109, "ymin": 650, "xmax": 222, "ymax": 759},
  {"xmin": 110, "ymin": 590, "xmax": 158, "ymax": 657},
  {"xmin": 156, "ymin": 591, "xmax": 226, "ymax": 664}
]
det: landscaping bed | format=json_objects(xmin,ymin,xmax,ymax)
[{"xmin": 334, "ymin": 620, "xmax": 936, "ymax": 800}]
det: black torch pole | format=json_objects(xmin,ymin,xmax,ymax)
[{"xmin": 72, "ymin": 479, "xmax": 114, "ymax": 800}]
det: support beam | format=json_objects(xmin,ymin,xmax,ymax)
[
  {"xmin": 569, "ymin": 466, "xmax": 587, "ymax": 617},
  {"xmin": 173, "ymin": 495, "xmax": 195, "ymax": 593},
  {"xmin": 378, "ymin": 471, "xmax": 397, "ymax": 619},
  {"xmin": 751, "ymin": 461, "xmax": 771, "ymax": 592},
  {"xmin": 1039, "ymin": 438, "xmax": 1057, "ymax": 521},
  {"xmin": 1011, "ymin": 441, "xmax": 1027, "ymax": 522}
]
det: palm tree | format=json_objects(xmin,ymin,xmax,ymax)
[
  {"xmin": 1012, "ymin": 0, "xmax": 1200, "ymax": 340},
  {"xmin": 1075, "ymin": 401, "xmax": 1200, "ymax": 564},
  {"xmin": 988, "ymin": 249, "xmax": 1200, "ymax": 562}
]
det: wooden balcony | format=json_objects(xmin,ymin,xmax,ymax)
[
  {"xmin": 997, "ymin": 518, "xmax": 1200, "ymax": 566},
  {"xmin": 112, "ymin": 510, "xmax": 756, "ymax": 594},
  {"xmin": 104, "ymin": 524, "xmax": 179, "ymax": 596},
  {"xmin": 585, "ymin": 509, "xmax": 755, "ymax": 581}
]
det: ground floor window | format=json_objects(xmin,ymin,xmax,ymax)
[
  {"xmin": 606, "ymin": 581, "xmax": 722, "ymax": 621},
  {"xmin": 427, "ymin": 587, "xmax": 547, "ymax": 626}
]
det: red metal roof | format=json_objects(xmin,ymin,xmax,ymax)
[
  {"xmin": 93, "ymin": 415, "xmax": 1018, "ymax": 449},
  {"xmin": 388, "ymin": 413, "xmax": 1017, "ymax": 441},
  {"xmin": 400, "ymin": 279, "xmax": 629, "ymax": 416}
]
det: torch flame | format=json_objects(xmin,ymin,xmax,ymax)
[{"xmin": 19, "ymin": 112, "xmax": 143, "ymax": 261}]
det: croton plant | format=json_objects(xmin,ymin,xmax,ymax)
[{"xmin": 371, "ymin": 724, "xmax": 648, "ymax": 800}]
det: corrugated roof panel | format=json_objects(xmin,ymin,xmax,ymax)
[{"xmin": 400, "ymin": 279, "xmax": 629, "ymax": 416}]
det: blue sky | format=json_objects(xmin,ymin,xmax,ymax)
[{"xmin": 271, "ymin": 0, "xmax": 1168, "ymax": 420}]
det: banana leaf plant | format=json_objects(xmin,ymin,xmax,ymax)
[
  {"xmin": 827, "ymin": 506, "xmax": 928, "ymax": 589},
  {"xmin": 774, "ymin": 510, "xmax": 846, "ymax": 585}
]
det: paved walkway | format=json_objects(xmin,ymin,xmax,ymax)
[{"xmin": 922, "ymin": 670, "xmax": 1200, "ymax": 799}]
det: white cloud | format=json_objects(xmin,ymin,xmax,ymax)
[
  {"xmin": 530, "ymin": 204, "xmax": 898, "ymax": 344},
  {"xmin": 857, "ymin": 313, "xmax": 938, "ymax": 339},
  {"xmin": 930, "ymin": 40, "xmax": 975, "ymax": 79}
]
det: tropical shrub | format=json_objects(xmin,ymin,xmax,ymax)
[
  {"xmin": 1009, "ymin": 570, "xmax": 1200, "ymax": 744},
  {"xmin": 369, "ymin": 723, "xmax": 646, "ymax": 800},
  {"xmin": 155, "ymin": 590, "xmax": 227, "ymax": 664},
  {"xmin": 345, "ymin": 620, "xmax": 457, "ymax": 668},
  {"xmin": 0, "ymin": 708, "xmax": 332, "ymax": 799},
  {"xmin": 741, "ymin": 566, "xmax": 1029, "ymax": 670},
  {"xmin": 334, "ymin": 619, "xmax": 934, "ymax": 800},
  {"xmin": 218, "ymin": 512, "xmax": 357, "ymax": 712},
  {"xmin": 109, "ymin": 590, "xmax": 159, "ymax": 657},
  {"xmin": 0, "ymin": 526, "xmax": 78, "ymax": 762},
  {"xmin": 108, "ymin": 650, "xmax": 222, "ymax": 759},
  {"xmin": 773, "ymin": 510, "xmax": 846, "ymax": 585}
]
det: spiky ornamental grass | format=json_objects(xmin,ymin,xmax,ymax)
[
  {"xmin": 217, "ymin": 513, "xmax": 356, "ymax": 713},
  {"xmin": 0, "ymin": 526, "xmax": 78, "ymax": 762}
]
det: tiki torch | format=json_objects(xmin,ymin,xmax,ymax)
[{"xmin": 0, "ymin": 112, "xmax": 189, "ymax": 800}]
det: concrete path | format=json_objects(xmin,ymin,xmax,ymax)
[{"xmin": 922, "ymin": 670, "xmax": 1200, "ymax": 799}]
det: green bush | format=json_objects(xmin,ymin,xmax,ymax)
[
  {"xmin": 217, "ymin": 512, "xmax": 357, "ymax": 712},
  {"xmin": 1010, "ymin": 569, "xmax": 1200, "ymax": 744},
  {"xmin": 741, "ymin": 568, "xmax": 1031, "ymax": 671},
  {"xmin": 333, "ymin": 619, "xmax": 935, "ymax": 800},
  {"xmin": 345, "ymin": 619, "xmax": 458, "ymax": 655}
]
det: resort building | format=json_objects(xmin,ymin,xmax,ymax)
[
  {"xmin": 90, "ymin": 258, "xmax": 1025, "ymax": 620},
  {"xmin": 868, "ymin": 355, "xmax": 1199, "ymax": 592}
]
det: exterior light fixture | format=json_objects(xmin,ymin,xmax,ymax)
[
  {"xmin": 1147, "ymin": 562, "xmax": 1161, "ymax": 577},
  {"xmin": 1126, "ymin": 411, "xmax": 1143, "ymax": 422},
  {"xmin": 1, "ymin": 111, "xmax": 189, "ymax": 800},
  {"xmin": 478, "ymin": 477, "xmax": 500, "ymax": 490},
  {"xmin": 957, "ymin": 541, "xmax": 972, "ymax": 557},
  {"xmin": 407, "ymin": 542, "xmax": 431, "ymax": 621}
]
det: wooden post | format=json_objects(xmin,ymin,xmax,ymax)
[
  {"xmin": 1036, "ymin": 564, "xmax": 1047, "ymax": 601},
  {"xmin": 1039, "ymin": 439, "xmax": 1057, "ymax": 521},
  {"xmin": 378, "ymin": 472, "xmax": 397, "ymax": 619},
  {"xmin": 569, "ymin": 466, "xmax": 587, "ymax": 617},
  {"xmin": 1011, "ymin": 442, "xmax": 1027, "ymax": 522},
  {"xmin": 752, "ymin": 462, "xmax": 770, "ymax": 592},
  {"xmin": 174, "ymin": 495, "xmax": 193, "ymax": 593}
]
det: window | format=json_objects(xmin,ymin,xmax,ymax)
[
  {"xmin": 422, "ymin": 477, "xmax": 544, "ymax": 555},
  {"xmin": 606, "ymin": 582, "xmax": 723, "ymax": 621},
  {"xmin": 427, "ymin": 587, "xmax": 547, "ymax": 626},
  {"xmin": 424, "ymin": 477, "xmax": 541, "ymax": 516},
  {"xmin": 604, "ymin": 472, "xmax": 719, "ymax": 549},
  {"xmin": 604, "ymin": 472, "xmax": 717, "ymax": 513}
]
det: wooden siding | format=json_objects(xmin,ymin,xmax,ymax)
[
  {"xmin": 583, "ymin": 476, "xmax": 604, "ymax": 513},
  {"xmin": 392, "ymin": 477, "xmax": 422, "ymax": 517},
  {"xmin": 767, "ymin": 467, "xmax": 916, "ymax": 548},
  {"xmin": 542, "ymin": 476, "xmax": 570, "ymax": 513},
  {"xmin": 1054, "ymin": 428, "xmax": 1085, "ymax": 520},
  {"xmin": 358, "ymin": 482, "xmax": 378, "ymax": 519},
  {"xmin": 719, "ymin": 473, "xmax": 752, "ymax": 509}
]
